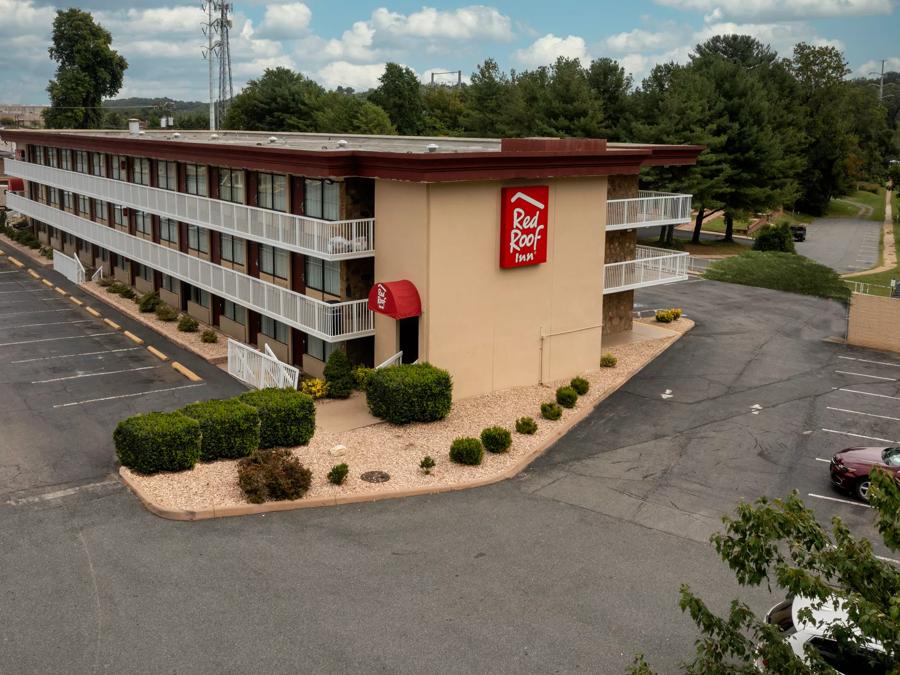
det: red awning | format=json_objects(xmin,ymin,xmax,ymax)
[
  {"xmin": 367, "ymin": 280, "xmax": 421, "ymax": 319},
  {"xmin": 5, "ymin": 178, "xmax": 24, "ymax": 192}
]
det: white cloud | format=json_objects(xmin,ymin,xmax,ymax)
[
  {"xmin": 655, "ymin": 0, "xmax": 893, "ymax": 21},
  {"xmin": 370, "ymin": 5, "xmax": 513, "ymax": 42},
  {"xmin": 515, "ymin": 34, "xmax": 591, "ymax": 67},
  {"xmin": 256, "ymin": 2, "xmax": 312, "ymax": 40},
  {"xmin": 322, "ymin": 21, "xmax": 377, "ymax": 61},
  {"xmin": 695, "ymin": 21, "xmax": 844, "ymax": 54},
  {"xmin": 855, "ymin": 56, "xmax": 900, "ymax": 77},
  {"xmin": 316, "ymin": 61, "xmax": 389, "ymax": 90},
  {"xmin": 603, "ymin": 28, "xmax": 681, "ymax": 53}
]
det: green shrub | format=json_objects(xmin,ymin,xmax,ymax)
[
  {"xmin": 113, "ymin": 411, "xmax": 202, "ymax": 474},
  {"xmin": 97, "ymin": 275, "xmax": 114, "ymax": 287},
  {"xmin": 449, "ymin": 437, "xmax": 484, "ymax": 465},
  {"xmin": 570, "ymin": 377, "xmax": 589, "ymax": 395},
  {"xmin": 515, "ymin": 416, "xmax": 538, "ymax": 434},
  {"xmin": 420, "ymin": 455, "xmax": 436, "ymax": 474},
  {"xmin": 366, "ymin": 363, "xmax": 452, "ymax": 425},
  {"xmin": 541, "ymin": 402, "xmax": 562, "ymax": 421},
  {"xmin": 200, "ymin": 329, "xmax": 218, "ymax": 343},
  {"xmin": 119, "ymin": 287, "xmax": 136, "ymax": 300},
  {"xmin": 556, "ymin": 386, "xmax": 578, "ymax": 408},
  {"xmin": 299, "ymin": 377, "xmax": 327, "ymax": 399},
  {"xmin": 238, "ymin": 388, "xmax": 316, "ymax": 448},
  {"xmin": 753, "ymin": 222, "xmax": 795, "ymax": 253},
  {"xmin": 181, "ymin": 399, "xmax": 260, "ymax": 462},
  {"xmin": 600, "ymin": 353, "xmax": 618, "ymax": 368},
  {"xmin": 106, "ymin": 281, "xmax": 128, "ymax": 294},
  {"xmin": 237, "ymin": 449, "xmax": 312, "ymax": 503},
  {"xmin": 353, "ymin": 365, "xmax": 374, "ymax": 391},
  {"xmin": 327, "ymin": 463, "xmax": 349, "ymax": 485},
  {"xmin": 655, "ymin": 308, "xmax": 682, "ymax": 323},
  {"xmin": 480, "ymin": 426, "xmax": 512, "ymax": 454},
  {"xmin": 155, "ymin": 303, "xmax": 178, "ymax": 321},
  {"xmin": 178, "ymin": 314, "xmax": 199, "ymax": 332},
  {"xmin": 138, "ymin": 291, "xmax": 161, "ymax": 313},
  {"xmin": 323, "ymin": 349, "xmax": 354, "ymax": 399}
]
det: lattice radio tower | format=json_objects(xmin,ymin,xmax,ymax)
[{"xmin": 202, "ymin": 2, "xmax": 233, "ymax": 130}]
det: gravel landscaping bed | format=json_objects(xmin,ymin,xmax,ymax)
[
  {"xmin": 0, "ymin": 233, "xmax": 54, "ymax": 266},
  {"xmin": 124, "ymin": 319, "xmax": 693, "ymax": 513}
]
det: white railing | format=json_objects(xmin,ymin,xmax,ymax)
[
  {"xmin": 8, "ymin": 194, "xmax": 375, "ymax": 341},
  {"xmin": 604, "ymin": 245, "xmax": 690, "ymax": 294},
  {"xmin": 376, "ymin": 351, "xmax": 403, "ymax": 368},
  {"xmin": 846, "ymin": 280, "xmax": 896, "ymax": 298},
  {"xmin": 91, "ymin": 266, "xmax": 104, "ymax": 282},
  {"xmin": 228, "ymin": 338, "xmax": 300, "ymax": 389},
  {"xmin": 5, "ymin": 159, "xmax": 375, "ymax": 261},
  {"xmin": 607, "ymin": 190, "xmax": 693, "ymax": 231},
  {"xmin": 52, "ymin": 249, "xmax": 85, "ymax": 285}
]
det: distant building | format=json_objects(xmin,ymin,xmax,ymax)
[{"xmin": 0, "ymin": 105, "xmax": 47, "ymax": 128}]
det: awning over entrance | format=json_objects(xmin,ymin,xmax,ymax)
[{"xmin": 367, "ymin": 280, "xmax": 421, "ymax": 319}]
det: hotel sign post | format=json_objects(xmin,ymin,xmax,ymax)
[{"xmin": 499, "ymin": 186, "xmax": 549, "ymax": 269}]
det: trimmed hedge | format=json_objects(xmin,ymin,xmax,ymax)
[
  {"xmin": 181, "ymin": 399, "xmax": 260, "ymax": 462},
  {"xmin": 570, "ymin": 377, "xmax": 589, "ymax": 396},
  {"xmin": 323, "ymin": 349, "xmax": 353, "ymax": 399},
  {"xmin": 238, "ymin": 449, "xmax": 312, "ymax": 503},
  {"xmin": 556, "ymin": 386, "xmax": 578, "ymax": 408},
  {"xmin": 541, "ymin": 402, "xmax": 562, "ymax": 421},
  {"xmin": 113, "ymin": 411, "xmax": 201, "ymax": 474},
  {"xmin": 516, "ymin": 416, "xmax": 538, "ymax": 434},
  {"xmin": 366, "ymin": 363, "xmax": 452, "ymax": 425},
  {"xmin": 481, "ymin": 426, "xmax": 512, "ymax": 453},
  {"xmin": 238, "ymin": 387, "xmax": 316, "ymax": 448},
  {"xmin": 449, "ymin": 437, "xmax": 484, "ymax": 465}
]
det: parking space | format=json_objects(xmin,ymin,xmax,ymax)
[{"xmin": 0, "ymin": 249, "xmax": 246, "ymax": 506}]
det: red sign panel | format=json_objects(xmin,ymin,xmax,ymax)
[{"xmin": 500, "ymin": 186, "xmax": 549, "ymax": 268}]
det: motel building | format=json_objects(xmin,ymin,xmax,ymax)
[{"xmin": 0, "ymin": 128, "xmax": 701, "ymax": 398}]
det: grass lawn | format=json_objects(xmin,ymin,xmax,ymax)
[
  {"xmin": 637, "ymin": 237, "xmax": 749, "ymax": 256},
  {"xmin": 701, "ymin": 216, "xmax": 751, "ymax": 234},
  {"xmin": 826, "ymin": 188, "xmax": 885, "ymax": 222},
  {"xmin": 704, "ymin": 252, "xmax": 851, "ymax": 302}
]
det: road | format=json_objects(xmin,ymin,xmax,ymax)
[
  {"xmin": 1, "ymin": 276, "xmax": 895, "ymax": 673},
  {"xmin": 795, "ymin": 218, "xmax": 881, "ymax": 273}
]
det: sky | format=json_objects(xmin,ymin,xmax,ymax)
[{"xmin": 1, "ymin": 0, "xmax": 898, "ymax": 105}]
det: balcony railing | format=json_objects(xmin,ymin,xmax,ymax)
[
  {"xmin": 5, "ymin": 159, "xmax": 375, "ymax": 261},
  {"xmin": 7, "ymin": 194, "xmax": 374, "ymax": 342},
  {"xmin": 603, "ymin": 245, "xmax": 689, "ymax": 294},
  {"xmin": 607, "ymin": 190, "xmax": 693, "ymax": 231}
]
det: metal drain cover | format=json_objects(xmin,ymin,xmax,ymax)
[{"xmin": 360, "ymin": 470, "xmax": 390, "ymax": 484}]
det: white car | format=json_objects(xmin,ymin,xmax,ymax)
[{"xmin": 762, "ymin": 596, "xmax": 890, "ymax": 673}]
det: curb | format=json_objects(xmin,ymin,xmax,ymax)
[{"xmin": 119, "ymin": 324, "xmax": 693, "ymax": 521}]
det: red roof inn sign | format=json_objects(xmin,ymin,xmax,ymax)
[{"xmin": 500, "ymin": 186, "xmax": 549, "ymax": 268}]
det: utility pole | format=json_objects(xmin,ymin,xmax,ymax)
[
  {"xmin": 202, "ymin": 2, "xmax": 233, "ymax": 130},
  {"xmin": 869, "ymin": 59, "xmax": 886, "ymax": 102},
  {"xmin": 203, "ymin": 1, "xmax": 215, "ymax": 130},
  {"xmin": 430, "ymin": 70, "xmax": 463, "ymax": 87}
]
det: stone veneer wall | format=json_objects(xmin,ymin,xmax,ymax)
[
  {"xmin": 604, "ymin": 229, "xmax": 637, "ymax": 264},
  {"xmin": 603, "ymin": 175, "xmax": 640, "ymax": 335},
  {"xmin": 607, "ymin": 174, "xmax": 639, "ymax": 200},
  {"xmin": 604, "ymin": 290, "xmax": 634, "ymax": 334}
]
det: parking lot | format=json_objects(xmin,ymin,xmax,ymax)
[{"xmin": 0, "ymin": 248, "xmax": 245, "ymax": 506}]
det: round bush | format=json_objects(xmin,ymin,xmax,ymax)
[
  {"xmin": 201, "ymin": 329, "xmax": 218, "ymax": 343},
  {"xmin": 556, "ymin": 386, "xmax": 578, "ymax": 408},
  {"xmin": 113, "ymin": 411, "xmax": 201, "ymax": 474},
  {"xmin": 570, "ymin": 377, "xmax": 589, "ymax": 396},
  {"xmin": 327, "ymin": 463, "xmax": 349, "ymax": 485},
  {"xmin": 515, "ymin": 416, "xmax": 538, "ymax": 435},
  {"xmin": 353, "ymin": 366, "xmax": 374, "ymax": 391},
  {"xmin": 178, "ymin": 314, "xmax": 199, "ymax": 332},
  {"xmin": 238, "ymin": 449, "xmax": 312, "ymax": 503},
  {"xmin": 155, "ymin": 304, "xmax": 178, "ymax": 321},
  {"xmin": 366, "ymin": 363, "xmax": 452, "ymax": 425},
  {"xmin": 181, "ymin": 399, "xmax": 260, "ymax": 461},
  {"xmin": 480, "ymin": 426, "xmax": 512, "ymax": 453},
  {"xmin": 138, "ymin": 291, "xmax": 161, "ymax": 313},
  {"xmin": 600, "ymin": 353, "xmax": 618, "ymax": 368},
  {"xmin": 323, "ymin": 349, "xmax": 354, "ymax": 399},
  {"xmin": 449, "ymin": 437, "xmax": 484, "ymax": 465},
  {"xmin": 238, "ymin": 387, "xmax": 316, "ymax": 448},
  {"xmin": 541, "ymin": 402, "xmax": 562, "ymax": 421}
]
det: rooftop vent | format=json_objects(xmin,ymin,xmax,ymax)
[
  {"xmin": 337, "ymin": 139, "xmax": 348, "ymax": 148},
  {"xmin": 268, "ymin": 136, "xmax": 278, "ymax": 143},
  {"xmin": 172, "ymin": 132, "xmax": 181, "ymax": 139},
  {"xmin": 426, "ymin": 143, "xmax": 439, "ymax": 153},
  {"xmin": 127, "ymin": 118, "xmax": 140, "ymax": 135},
  {"xmin": 210, "ymin": 133, "xmax": 219, "ymax": 140}
]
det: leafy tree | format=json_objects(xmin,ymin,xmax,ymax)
[
  {"xmin": 462, "ymin": 59, "xmax": 522, "ymax": 137},
  {"xmin": 586, "ymin": 57, "xmax": 633, "ymax": 140},
  {"xmin": 369, "ymin": 63, "xmax": 424, "ymax": 135},
  {"xmin": 174, "ymin": 112, "xmax": 210, "ymax": 130},
  {"xmin": 224, "ymin": 67, "xmax": 323, "ymax": 132},
  {"xmin": 422, "ymin": 83, "xmax": 467, "ymax": 136},
  {"xmin": 315, "ymin": 92, "xmax": 396, "ymax": 135},
  {"xmin": 631, "ymin": 469, "xmax": 900, "ymax": 673},
  {"xmin": 43, "ymin": 9, "xmax": 127, "ymax": 129},
  {"xmin": 543, "ymin": 57, "xmax": 606, "ymax": 138}
]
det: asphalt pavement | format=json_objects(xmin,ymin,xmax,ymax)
[
  {"xmin": 1, "ymin": 274, "xmax": 896, "ymax": 674},
  {"xmin": 795, "ymin": 218, "xmax": 881, "ymax": 273}
]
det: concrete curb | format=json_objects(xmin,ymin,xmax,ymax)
[
  {"xmin": 119, "ymin": 324, "xmax": 693, "ymax": 521},
  {"xmin": 0, "ymin": 235, "xmax": 54, "ymax": 267}
]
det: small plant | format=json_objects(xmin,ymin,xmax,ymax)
[
  {"xmin": 200, "ymin": 329, "xmax": 218, "ymax": 343},
  {"xmin": 97, "ymin": 276, "xmax": 114, "ymax": 287},
  {"xmin": 155, "ymin": 303, "xmax": 178, "ymax": 321},
  {"xmin": 137, "ymin": 291, "xmax": 161, "ymax": 313},
  {"xmin": 480, "ymin": 426, "xmax": 512, "ymax": 454},
  {"xmin": 39, "ymin": 246, "xmax": 53, "ymax": 259},
  {"xmin": 655, "ymin": 308, "xmax": 682, "ymax": 323},
  {"xmin": 300, "ymin": 377, "xmax": 328, "ymax": 400},
  {"xmin": 570, "ymin": 377, "xmax": 589, "ymax": 396},
  {"xmin": 353, "ymin": 365, "xmax": 374, "ymax": 391},
  {"xmin": 449, "ymin": 437, "xmax": 484, "ymax": 466},
  {"xmin": 177, "ymin": 314, "xmax": 199, "ymax": 332},
  {"xmin": 556, "ymin": 386, "xmax": 578, "ymax": 408},
  {"xmin": 119, "ymin": 287, "xmax": 136, "ymax": 300},
  {"xmin": 600, "ymin": 353, "xmax": 618, "ymax": 368},
  {"xmin": 515, "ymin": 416, "xmax": 538, "ymax": 435},
  {"xmin": 420, "ymin": 455, "xmax": 436, "ymax": 475},
  {"xmin": 541, "ymin": 402, "xmax": 562, "ymax": 421},
  {"xmin": 106, "ymin": 281, "xmax": 128, "ymax": 294},
  {"xmin": 327, "ymin": 463, "xmax": 349, "ymax": 485},
  {"xmin": 323, "ymin": 349, "xmax": 354, "ymax": 399},
  {"xmin": 238, "ymin": 448, "xmax": 312, "ymax": 504}
]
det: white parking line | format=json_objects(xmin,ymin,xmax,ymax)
[
  {"xmin": 4, "ymin": 319, "xmax": 93, "ymax": 330},
  {"xmin": 838, "ymin": 388, "xmax": 900, "ymax": 401},
  {"xmin": 53, "ymin": 383, "xmax": 206, "ymax": 408},
  {"xmin": 827, "ymin": 406, "xmax": 900, "ymax": 422},
  {"xmin": 821, "ymin": 428, "xmax": 897, "ymax": 443},
  {"xmin": 5, "ymin": 479, "xmax": 120, "ymax": 506},
  {"xmin": 808, "ymin": 493, "xmax": 872, "ymax": 509},
  {"xmin": 838, "ymin": 355, "xmax": 900, "ymax": 369},
  {"xmin": 834, "ymin": 370, "xmax": 896, "ymax": 381},
  {"xmin": 11, "ymin": 346, "xmax": 142, "ymax": 364},
  {"xmin": 32, "ymin": 365, "xmax": 159, "ymax": 384},
  {"xmin": 0, "ymin": 332, "xmax": 116, "ymax": 348},
  {"xmin": 0, "ymin": 308, "xmax": 74, "ymax": 318}
]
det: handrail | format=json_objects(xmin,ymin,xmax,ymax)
[
  {"xmin": 604, "ymin": 245, "xmax": 689, "ymax": 294},
  {"xmin": 91, "ymin": 266, "xmax": 104, "ymax": 282},
  {"xmin": 376, "ymin": 351, "xmax": 403, "ymax": 368},
  {"xmin": 607, "ymin": 190, "xmax": 693, "ymax": 231}
]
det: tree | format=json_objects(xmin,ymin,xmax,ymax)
[
  {"xmin": 586, "ymin": 57, "xmax": 633, "ymax": 140},
  {"xmin": 462, "ymin": 59, "xmax": 522, "ymax": 137},
  {"xmin": 42, "ymin": 9, "xmax": 127, "ymax": 129},
  {"xmin": 543, "ymin": 57, "xmax": 606, "ymax": 138},
  {"xmin": 422, "ymin": 83, "xmax": 467, "ymax": 136},
  {"xmin": 223, "ymin": 67, "xmax": 324, "ymax": 132},
  {"xmin": 315, "ymin": 92, "xmax": 396, "ymax": 135},
  {"xmin": 369, "ymin": 63, "xmax": 424, "ymax": 135},
  {"xmin": 174, "ymin": 112, "xmax": 210, "ymax": 130},
  {"xmin": 631, "ymin": 469, "xmax": 900, "ymax": 673}
]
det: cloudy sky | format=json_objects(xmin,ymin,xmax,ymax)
[{"xmin": 1, "ymin": 0, "xmax": 898, "ymax": 104}]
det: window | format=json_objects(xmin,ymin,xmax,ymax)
[
  {"xmin": 258, "ymin": 172, "xmax": 287, "ymax": 212},
  {"xmin": 189, "ymin": 286, "xmax": 210, "ymax": 308},
  {"xmin": 185, "ymin": 164, "xmax": 208, "ymax": 196},
  {"xmin": 134, "ymin": 211, "xmax": 152, "ymax": 237},
  {"xmin": 91, "ymin": 152, "xmax": 106, "ymax": 177},
  {"xmin": 222, "ymin": 300, "xmax": 246, "ymax": 325},
  {"xmin": 259, "ymin": 244, "xmax": 289, "ymax": 279},
  {"xmin": 136, "ymin": 264, "xmax": 153, "ymax": 282},
  {"xmin": 219, "ymin": 168, "xmax": 245, "ymax": 204},
  {"xmin": 47, "ymin": 148, "xmax": 59, "ymax": 168},
  {"xmin": 159, "ymin": 218, "xmax": 179, "ymax": 245},
  {"xmin": 220, "ymin": 234, "xmax": 246, "ymax": 265},
  {"xmin": 260, "ymin": 316, "xmax": 289, "ymax": 343},
  {"xmin": 63, "ymin": 191, "xmax": 73, "ymax": 211},
  {"xmin": 74, "ymin": 151, "xmax": 88, "ymax": 174},
  {"xmin": 306, "ymin": 335, "xmax": 336, "ymax": 362},
  {"xmin": 304, "ymin": 179, "xmax": 340, "ymax": 220},
  {"xmin": 49, "ymin": 188, "xmax": 59, "ymax": 207},
  {"xmin": 77, "ymin": 195, "xmax": 90, "ymax": 216},
  {"xmin": 157, "ymin": 160, "xmax": 177, "ymax": 191},
  {"xmin": 187, "ymin": 224, "xmax": 209, "ymax": 253},
  {"xmin": 162, "ymin": 274, "xmax": 179, "ymax": 294},
  {"xmin": 93, "ymin": 199, "xmax": 107, "ymax": 223},
  {"xmin": 61, "ymin": 150, "xmax": 72, "ymax": 171},
  {"xmin": 110, "ymin": 155, "xmax": 126, "ymax": 181},
  {"xmin": 305, "ymin": 256, "xmax": 340, "ymax": 295},
  {"xmin": 32, "ymin": 146, "xmax": 44, "ymax": 165},
  {"xmin": 132, "ymin": 157, "xmax": 151, "ymax": 186},
  {"xmin": 113, "ymin": 205, "xmax": 125, "ymax": 228}
]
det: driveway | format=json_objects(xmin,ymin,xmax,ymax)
[
  {"xmin": 1, "ymin": 277, "xmax": 893, "ymax": 674},
  {"xmin": 796, "ymin": 218, "xmax": 881, "ymax": 273}
]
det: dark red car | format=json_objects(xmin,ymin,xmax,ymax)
[{"xmin": 830, "ymin": 446, "xmax": 900, "ymax": 502}]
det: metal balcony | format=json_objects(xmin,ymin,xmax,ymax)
[
  {"xmin": 603, "ymin": 245, "xmax": 689, "ymax": 294},
  {"xmin": 607, "ymin": 190, "xmax": 693, "ymax": 231}
]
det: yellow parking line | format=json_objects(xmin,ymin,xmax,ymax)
[
  {"xmin": 103, "ymin": 318, "xmax": 121, "ymax": 330},
  {"xmin": 54, "ymin": 287, "xmax": 67, "ymax": 296},
  {"xmin": 123, "ymin": 330, "xmax": 144, "ymax": 345},
  {"xmin": 146, "ymin": 345, "xmax": 168, "ymax": 361},
  {"xmin": 41, "ymin": 278, "xmax": 53, "ymax": 287},
  {"xmin": 85, "ymin": 307, "xmax": 101, "ymax": 317},
  {"xmin": 8, "ymin": 257, "xmax": 24, "ymax": 268},
  {"xmin": 27, "ymin": 269, "xmax": 40, "ymax": 279},
  {"xmin": 171, "ymin": 361, "xmax": 202, "ymax": 382},
  {"xmin": 69, "ymin": 296, "xmax": 83, "ymax": 306}
]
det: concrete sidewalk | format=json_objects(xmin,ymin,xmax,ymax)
[{"xmin": 315, "ymin": 392, "xmax": 381, "ymax": 433}]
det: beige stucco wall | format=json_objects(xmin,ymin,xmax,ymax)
[
  {"xmin": 219, "ymin": 315, "xmax": 248, "ymax": 343},
  {"xmin": 258, "ymin": 334, "xmax": 289, "ymax": 363},
  {"xmin": 848, "ymin": 293, "xmax": 900, "ymax": 354},
  {"xmin": 302, "ymin": 355, "xmax": 326, "ymax": 379},
  {"xmin": 374, "ymin": 176, "xmax": 607, "ymax": 399},
  {"xmin": 159, "ymin": 287, "xmax": 180, "ymax": 309},
  {"xmin": 134, "ymin": 276, "xmax": 154, "ymax": 295},
  {"xmin": 186, "ymin": 299, "xmax": 211, "ymax": 325}
]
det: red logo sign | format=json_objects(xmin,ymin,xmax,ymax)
[{"xmin": 500, "ymin": 186, "xmax": 549, "ymax": 268}]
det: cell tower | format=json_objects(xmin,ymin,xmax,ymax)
[{"xmin": 202, "ymin": 2, "xmax": 233, "ymax": 130}]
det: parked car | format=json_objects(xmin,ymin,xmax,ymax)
[
  {"xmin": 790, "ymin": 224, "xmax": 807, "ymax": 242},
  {"xmin": 762, "ymin": 596, "xmax": 889, "ymax": 673},
  {"xmin": 830, "ymin": 446, "xmax": 900, "ymax": 501}
]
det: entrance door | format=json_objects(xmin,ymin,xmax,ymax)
[{"xmin": 398, "ymin": 316, "xmax": 419, "ymax": 364}]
